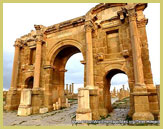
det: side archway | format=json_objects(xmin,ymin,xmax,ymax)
[
  {"xmin": 25, "ymin": 76, "xmax": 34, "ymax": 89},
  {"xmin": 100, "ymin": 63, "xmax": 134, "ymax": 117}
]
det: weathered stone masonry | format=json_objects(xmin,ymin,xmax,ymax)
[{"xmin": 5, "ymin": 3, "xmax": 159, "ymax": 120}]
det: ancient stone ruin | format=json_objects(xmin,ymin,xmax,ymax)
[
  {"xmin": 111, "ymin": 85, "xmax": 130, "ymax": 100},
  {"xmin": 64, "ymin": 83, "xmax": 78, "ymax": 100},
  {"xmin": 5, "ymin": 3, "xmax": 159, "ymax": 121}
]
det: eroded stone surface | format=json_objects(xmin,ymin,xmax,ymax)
[{"xmin": 5, "ymin": 3, "xmax": 159, "ymax": 121}]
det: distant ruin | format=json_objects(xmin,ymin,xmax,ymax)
[{"xmin": 111, "ymin": 85, "xmax": 130, "ymax": 100}]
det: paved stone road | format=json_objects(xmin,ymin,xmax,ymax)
[
  {"xmin": 3, "ymin": 98, "xmax": 129, "ymax": 126},
  {"xmin": 3, "ymin": 104, "xmax": 77, "ymax": 126}
]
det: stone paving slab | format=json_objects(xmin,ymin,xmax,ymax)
[{"xmin": 3, "ymin": 98, "xmax": 131, "ymax": 126}]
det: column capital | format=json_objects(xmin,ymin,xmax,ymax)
[
  {"xmin": 14, "ymin": 39, "xmax": 22, "ymax": 48},
  {"xmin": 137, "ymin": 18, "xmax": 148, "ymax": 28},
  {"xmin": 35, "ymin": 34, "xmax": 45, "ymax": 44},
  {"xmin": 84, "ymin": 20, "xmax": 94, "ymax": 32},
  {"xmin": 127, "ymin": 9, "xmax": 137, "ymax": 22},
  {"xmin": 125, "ymin": 4, "xmax": 137, "ymax": 22}
]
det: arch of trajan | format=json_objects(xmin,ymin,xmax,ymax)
[{"xmin": 5, "ymin": 3, "xmax": 159, "ymax": 120}]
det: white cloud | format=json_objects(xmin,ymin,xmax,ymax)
[{"xmin": 3, "ymin": 3, "xmax": 160, "ymax": 91}]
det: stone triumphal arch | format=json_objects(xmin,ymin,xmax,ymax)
[{"xmin": 5, "ymin": 3, "xmax": 159, "ymax": 120}]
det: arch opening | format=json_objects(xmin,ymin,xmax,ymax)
[
  {"xmin": 65, "ymin": 53, "xmax": 84, "ymax": 94},
  {"xmin": 25, "ymin": 76, "xmax": 34, "ymax": 89},
  {"xmin": 50, "ymin": 45, "xmax": 84, "ymax": 108},
  {"xmin": 104, "ymin": 69, "xmax": 130, "ymax": 118}
]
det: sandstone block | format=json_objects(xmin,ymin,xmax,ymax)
[
  {"xmin": 76, "ymin": 112, "xmax": 92, "ymax": 121},
  {"xmin": 39, "ymin": 107, "xmax": 48, "ymax": 114},
  {"xmin": 53, "ymin": 104, "xmax": 56, "ymax": 110},
  {"xmin": 17, "ymin": 106, "xmax": 32, "ymax": 116}
]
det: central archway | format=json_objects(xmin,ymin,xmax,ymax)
[{"xmin": 50, "ymin": 43, "xmax": 85, "ymax": 108}]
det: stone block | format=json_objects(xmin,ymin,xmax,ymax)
[
  {"xmin": 76, "ymin": 112, "xmax": 92, "ymax": 121},
  {"xmin": 39, "ymin": 107, "xmax": 48, "ymax": 114},
  {"xmin": 17, "ymin": 106, "xmax": 32, "ymax": 116},
  {"xmin": 55, "ymin": 102, "xmax": 60, "ymax": 110},
  {"xmin": 20, "ymin": 88, "xmax": 32, "ymax": 106},
  {"xmin": 53, "ymin": 104, "xmax": 56, "ymax": 110}
]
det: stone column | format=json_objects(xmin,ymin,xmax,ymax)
[
  {"xmin": 122, "ymin": 85, "xmax": 125, "ymax": 90},
  {"xmin": 127, "ymin": 5, "xmax": 154, "ymax": 120},
  {"xmin": 33, "ymin": 40, "xmax": 42, "ymax": 89},
  {"xmin": 128, "ymin": 9, "xmax": 144, "ymax": 85},
  {"xmin": 66, "ymin": 84, "xmax": 68, "ymax": 94},
  {"xmin": 5, "ymin": 39, "xmax": 21, "ymax": 111},
  {"xmin": 137, "ymin": 11, "xmax": 159, "ymax": 118},
  {"xmin": 85, "ymin": 21, "xmax": 94, "ymax": 89},
  {"xmin": 32, "ymin": 25, "xmax": 44, "ymax": 114},
  {"xmin": 69, "ymin": 84, "xmax": 72, "ymax": 94},
  {"xmin": 10, "ymin": 39, "xmax": 21, "ymax": 90},
  {"xmin": 72, "ymin": 83, "xmax": 74, "ymax": 94},
  {"xmin": 32, "ymin": 39, "xmax": 43, "ymax": 114}
]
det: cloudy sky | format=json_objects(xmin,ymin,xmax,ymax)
[{"xmin": 3, "ymin": 3, "xmax": 160, "ymax": 93}]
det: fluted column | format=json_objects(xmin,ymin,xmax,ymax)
[
  {"xmin": 127, "ymin": 4, "xmax": 154, "ymax": 120},
  {"xmin": 10, "ymin": 39, "xmax": 21, "ymax": 90},
  {"xmin": 33, "ymin": 39, "xmax": 42, "ymax": 89},
  {"xmin": 128, "ymin": 8, "xmax": 145, "ymax": 86},
  {"xmin": 85, "ymin": 21, "xmax": 94, "ymax": 88}
]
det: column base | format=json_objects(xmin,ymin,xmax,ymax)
[
  {"xmin": 89, "ymin": 88, "xmax": 100, "ymax": 120},
  {"xmin": 133, "ymin": 112, "xmax": 154, "ymax": 120},
  {"xmin": 76, "ymin": 109, "xmax": 92, "ymax": 121},
  {"xmin": 76, "ymin": 112, "xmax": 92, "ymax": 121},
  {"xmin": 133, "ymin": 84, "xmax": 154, "ymax": 120},
  {"xmin": 43, "ymin": 91, "xmax": 53, "ymax": 112},
  {"xmin": 31, "ymin": 88, "xmax": 43, "ymax": 114},
  {"xmin": 17, "ymin": 106, "xmax": 32, "ymax": 116},
  {"xmin": 147, "ymin": 85, "xmax": 160, "ymax": 119},
  {"xmin": 98, "ymin": 108, "xmax": 108, "ymax": 117}
]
